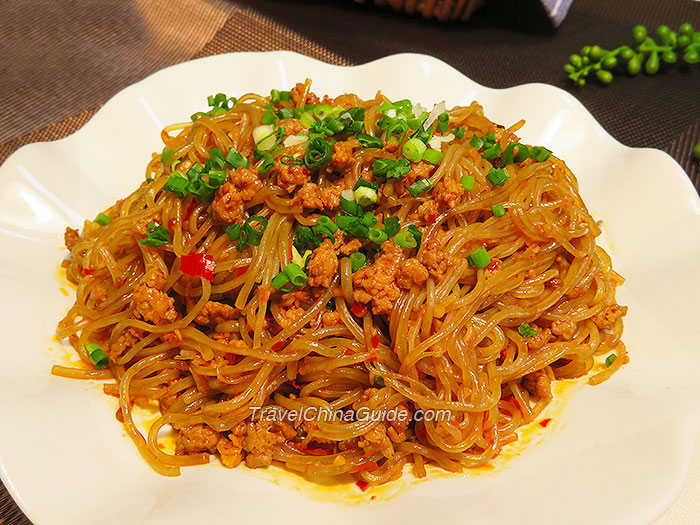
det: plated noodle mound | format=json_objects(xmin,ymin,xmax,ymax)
[{"xmin": 56, "ymin": 79, "xmax": 628, "ymax": 484}]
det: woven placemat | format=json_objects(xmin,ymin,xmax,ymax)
[{"xmin": 1, "ymin": 1, "xmax": 698, "ymax": 523}]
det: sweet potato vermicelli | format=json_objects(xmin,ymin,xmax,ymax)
[{"xmin": 55, "ymin": 80, "xmax": 627, "ymax": 483}]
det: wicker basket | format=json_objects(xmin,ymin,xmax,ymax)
[{"xmin": 355, "ymin": 0, "xmax": 486, "ymax": 22}]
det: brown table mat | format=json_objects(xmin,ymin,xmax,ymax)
[{"xmin": 1, "ymin": 1, "xmax": 699, "ymax": 523}]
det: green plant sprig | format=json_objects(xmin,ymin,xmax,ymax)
[{"xmin": 565, "ymin": 23, "xmax": 700, "ymax": 85}]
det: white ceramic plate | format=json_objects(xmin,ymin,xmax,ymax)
[{"xmin": 1, "ymin": 51, "xmax": 699, "ymax": 525}]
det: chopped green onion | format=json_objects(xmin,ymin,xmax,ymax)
[
  {"xmin": 261, "ymin": 111, "xmax": 277, "ymax": 125},
  {"xmin": 407, "ymin": 178, "xmax": 434, "ymax": 197},
  {"xmin": 138, "ymin": 222, "xmax": 170, "ymax": 247},
  {"xmin": 436, "ymin": 112, "xmax": 449, "ymax": 133},
  {"xmin": 225, "ymin": 148, "xmax": 248, "ymax": 169},
  {"xmin": 530, "ymin": 146, "xmax": 553, "ymax": 162},
  {"xmin": 460, "ymin": 175, "xmax": 475, "ymax": 191},
  {"xmin": 482, "ymin": 144, "xmax": 502, "ymax": 161},
  {"xmin": 382, "ymin": 159, "xmax": 411, "ymax": 179},
  {"xmin": 422, "ymin": 148, "xmax": 444, "ymax": 165},
  {"xmin": 470, "ymin": 135, "xmax": 485, "ymax": 149},
  {"xmin": 293, "ymin": 226, "xmax": 322, "ymax": 253},
  {"xmin": 403, "ymin": 137, "xmax": 427, "ymax": 162},
  {"xmin": 94, "ymin": 212, "xmax": 111, "ymax": 226},
  {"xmin": 270, "ymin": 89, "xmax": 281, "ymax": 104},
  {"xmin": 283, "ymin": 263, "xmax": 308, "ymax": 287},
  {"xmin": 373, "ymin": 374, "xmax": 386, "ymax": 387},
  {"xmin": 316, "ymin": 215, "xmax": 338, "ymax": 234},
  {"xmin": 407, "ymin": 224, "xmax": 422, "ymax": 248},
  {"xmin": 407, "ymin": 112, "xmax": 428, "ymax": 130},
  {"xmin": 393, "ymin": 99, "xmax": 413, "ymax": 117},
  {"xmin": 208, "ymin": 147, "xmax": 225, "ymax": 168},
  {"xmin": 378, "ymin": 101, "xmax": 395, "ymax": 113},
  {"xmin": 491, "ymin": 204, "xmax": 506, "ymax": 217},
  {"xmin": 486, "ymin": 167, "xmax": 510, "ymax": 187},
  {"xmin": 372, "ymin": 159, "xmax": 393, "ymax": 177},
  {"xmin": 411, "ymin": 122, "xmax": 434, "ymax": 144},
  {"xmin": 226, "ymin": 223, "xmax": 242, "ymax": 241},
  {"xmin": 395, "ymin": 230, "xmax": 418, "ymax": 249},
  {"xmin": 304, "ymin": 138, "xmax": 333, "ymax": 170},
  {"xmin": 605, "ymin": 354, "xmax": 617, "ymax": 367},
  {"xmin": 272, "ymin": 271, "xmax": 293, "ymax": 291},
  {"xmin": 361, "ymin": 212, "xmax": 377, "ymax": 228},
  {"xmin": 372, "ymin": 158, "xmax": 411, "ymax": 179},
  {"xmin": 340, "ymin": 196, "xmax": 362, "ymax": 217},
  {"xmin": 335, "ymin": 215, "xmax": 357, "ymax": 230},
  {"xmin": 299, "ymin": 111, "xmax": 316, "ymax": 128},
  {"xmin": 313, "ymin": 104, "xmax": 333, "ymax": 119},
  {"xmin": 242, "ymin": 215, "xmax": 268, "ymax": 247},
  {"xmin": 486, "ymin": 131, "xmax": 496, "ymax": 142},
  {"xmin": 146, "ymin": 177, "xmax": 154, "ymax": 183},
  {"xmin": 280, "ymin": 90, "xmax": 291, "ymax": 101},
  {"xmin": 160, "ymin": 147, "xmax": 174, "ymax": 163},
  {"xmin": 310, "ymin": 116, "xmax": 345, "ymax": 137},
  {"xmin": 518, "ymin": 323, "xmax": 538, "ymax": 338},
  {"xmin": 163, "ymin": 172, "xmax": 190, "ymax": 198},
  {"xmin": 357, "ymin": 133, "xmax": 383, "ymax": 148},
  {"xmin": 252, "ymin": 125, "xmax": 277, "ymax": 151},
  {"xmin": 368, "ymin": 227, "xmax": 388, "ymax": 244},
  {"xmin": 454, "ymin": 126, "xmax": 465, "ymax": 139},
  {"xmin": 353, "ymin": 178, "xmax": 379, "ymax": 192},
  {"xmin": 257, "ymin": 153, "xmax": 275, "ymax": 174},
  {"xmin": 354, "ymin": 187, "xmax": 378, "ymax": 207},
  {"xmin": 276, "ymin": 107, "xmax": 294, "ymax": 120},
  {"xmin": 467, "ymin": 246, "xmax": 490, "ymax": 269},
  {"xmin": 501, "ymin": 143, "xmax": 530, "ymax": 164},
  {"xmin": 383, "ymin": 216, "xmax": 400, "ymax": 238},
  {"xmin": 514, "ymin": 144, "xmax": 530, "ymax": 163},
  {"xmin": 349, "ymin": 252, "xmax": 366, "ymax": 272},
  {"xmin": 343, "ymin": 219, "xmax": 369, "ymax": 239},
  {"xmin": 85, "ymin": 343, "xmax": 109, "ymax": 370}
]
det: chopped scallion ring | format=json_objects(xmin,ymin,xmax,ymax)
[
  {"xmin": 402, "ymin": 137, "xmax": 427, "ymax": 162},
  {"xmin": 354, "ymin": 186, "xmax": 378, "ymax": 207},
  {"xmin": 467, "ymin": 246, "xmax": 490, "ymax": 269},
  {"xmin": 85, "ymin": 343, "xmax": 109, "ymax": 370},
  {"xmin": 395, "ymin": 230, "xmax": 418, "ymax": 249},
  {"xmin": 491, "ymin": 204, "xmax": 507, "ymax": 217},
  {"xmin": 407, "ymin": 178, "xmax": 434, "ymax": 197},
  {"xmin": 485, "ymin": 167, "xmax": 510, "ymax": 187},
  {"xmin": 349, "ymin": 252, "xmax": 366, "ymax": 272},
  {"xmin": 94, "ymin": 213, "xmax": 111, "ymax": 226},
  {"xmin": 422, "ymin": 148, "xmax": 444, "ymax": 165},
  {"xmin": 460, "ymin": 175, "xmax": 475, "ymax": 191},
  {"xmin": 284, "ymin": 263, "xmax": 308, "ymax": 287},
  {"xmin": 368, "ymin": 227, "xmax": 389, "ymax": 244},
  {"xmin": 518, "ymin": 323, "xmax": 538, "ymax": 338}
]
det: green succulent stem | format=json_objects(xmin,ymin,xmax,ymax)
[{"xmin": 566, "ymin": 22, "xmax": 700, "ymax": 86}]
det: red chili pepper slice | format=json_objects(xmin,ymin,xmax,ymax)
[
  {"xmin": 82, "ymin": 268, "xmax": 95, "ymax": 276},
  {"xmin": 350, "ymin": 460, "xmax": 378, "ymax": 473},
  {"xmin": 184, "ymin": 199, "xmax": 198, "ymax": 221},
  {"xmin": 235, "ymin": 265, "xmax": 249, "ymax": 278},
  {"xmin": 539, "ymin": 418, "xmax": 552, "ymax": 428},
  {"xmin": 355, "ymin": 480, "xmax": 369, "ymax": 492},
  {"xmin": 271, "ymin": 340, "xmax": 286, "ymax": 351},
  {"xmin": 370, "ymin": 335, "xmax": 379, "ymax": 349},
  {"xmin": 180, "ymin": 253, "xmax": 216, "ymax": 282},
  {"xmin": 350, "ymin": 302, "xmax": 367, "ymax": 316}
]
